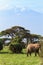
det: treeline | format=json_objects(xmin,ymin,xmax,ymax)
[{"xmin": 0, "ymin": 26, "xmax": 43, "ymax": 53}]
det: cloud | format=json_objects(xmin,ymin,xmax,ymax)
[
  {"xmin": 14, "ymin": 7, "xmax": 26, "ymax": 16},
  {"xmin": 0, "ymin": 0, "xmax": 43, "ymax": 14},
  {"xmin": 20, "ymin": 7, "xmax": 26, "ymax": 12},
  {"xmin": 0, "ymin": 0, "xmax": 13, "ymax": 10},
  {"xmin": 0, "ymin": 4, "xmax": 8, "ymax": 10}
]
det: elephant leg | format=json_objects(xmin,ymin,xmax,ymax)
[
  {"xmin": 37, "ymin": 51, "xmax": 40, "ymax": 56},
  {"xmin": 27, "ymin": 52, "xmax": 28, "ymax": 56},
  {"xmin": 27, "ymin": 50, "xmax": 29, "ymax": 56},
  {"xmin": 35, "ymin": 52, "xmax": 37, "ymax": 56},
  {"xmin": 30, "ymin": 52, "xmax": 31, "ymax": 56}
]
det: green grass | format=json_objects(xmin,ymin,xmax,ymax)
[{"xmin": 0, "ymin": 46, "xmax": 41, "ymax": 65}]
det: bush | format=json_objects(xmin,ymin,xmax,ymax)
[
  {"xmin": 20, "ymin": 42, "xmax": 26, "ymax": 49},
  {"xmin": 0, "ymin": 45, "xmax": 3, "ymax": 50},
  {"xmin": 9, "ymin": 37, "xmax": 26, "ymax": 53},
  {"xmin": 0, "ymin": 39, "xmax": 3, "ymax": 50},
  {"xmin": 9, "ymin": 43, "xmax": 22, "ymax": 53}
]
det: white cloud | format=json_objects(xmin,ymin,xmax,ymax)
[
  {"xmin": 0, "ymin": 0, "xmax": 13, "ymax": 10},
  {"xmin": 0, "ymin": 4, "xmax": 8, "ymax": 10},
  {"xmin": 20, "ymin": 7, "xmax": 26, "ymax": 12},
  {"xmin": 14, "ymin": 7, "xmax": 26, "ymax": 16},
  {"xmin": 0, "ymin": 0, "xmax": 43, "ymax": 13}
]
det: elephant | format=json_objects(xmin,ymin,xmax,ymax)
[{"xmin": 26, "ymin": 43, "xmax": 41, "ymax": 56}]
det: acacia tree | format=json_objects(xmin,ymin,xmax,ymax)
[
  {"xmin": 0, "ymin": 26, "xmax": 30, "ymax": 44},
  {"xmin": 0, "ymin": 26, "xmax": 41, "ymax": 44},
  {"xmin": 1, "ymin": 26, "xmax": 41, "ymax": 44},
  {"xmin": 0, "ymin": 26, "xmax": 42, "ymax": 53},
  {"xmin": 30, "ymin": 34, "xmax": 41, "ymax": 43}
]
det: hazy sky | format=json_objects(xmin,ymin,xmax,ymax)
[{"xmin": 0, "ymin": 0, "xmax": 43, "ymax": 36}]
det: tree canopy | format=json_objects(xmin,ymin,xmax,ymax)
[{"xmin": 0, "ymin": 26, "xmax": 43, "ymax": 44}]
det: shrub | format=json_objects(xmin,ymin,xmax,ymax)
[
  {"xmin": 9, "ymin": 43, "xmax": 22, "ymax": 53},
  {"xmin": 9, "ymin": 37, "xmax": 26, "ymax": 53},
  {"xmin": 0, "ymin": 39, "xmax": 3, "ymax": 50},
  {"xmin": 20, "ymin": 42, "xmax": 26, "ymax": 49}
]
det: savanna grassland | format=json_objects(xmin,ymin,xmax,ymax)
[
  {"xmin": 39, "ymin": 41, "xmax": 43, "ymax": 65},
  {"xmin": 0, "ymin": 46, "xmax": 41, "ymax": 65}
]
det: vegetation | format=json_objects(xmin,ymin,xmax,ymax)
[
  {"xmin": 9, "ymin": 44, "xmax": 22, "ymax": 53},
  {"xmin": 9, "ymin": 36, "xmax": 25, "ymax": 53},
  {"xmin": 0, "ymin": 46, "xmax": 41, "ymax": 65},
  {"xmin": 0, "ymin": 39, "xmax": 3, "ymax": 50},
  {"xmin": 0, "ymin": 26, "xmax": 43, "ymax": 65},
  {"xmin": 0, "ymin": 26, "xmax": 41, "ymax": 43},
  {"xmin": 39, "ymin": 41, "xmax": 43, "ymax": 65}
]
